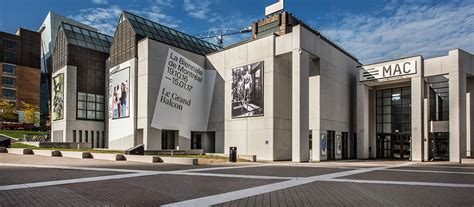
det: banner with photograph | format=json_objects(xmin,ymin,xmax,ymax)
[
  {"xmin": 52, "ymin": 73, "xmax": 64, "ymax": 121},
  {"xmin": 321, "ymin": 134, "xmax": 327, "ymax": 156},
  {"xmin": 151, "ymin": 49, "xmax": 215, "ymax": 135},
  {"xmin": 336, "ymin": 135, "xmax": 342, "ymax": 155},
  {"xmin": 231, "ymin": 62, "xmax": 264, "ymax": 118},
  {"xmin": 109, "ymin": 66, "xmax": 130, "ymax": 119}
]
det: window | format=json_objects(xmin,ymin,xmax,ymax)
[
  {"xmin": 79, "ymin": 130, "xmax": 83, "ymax": 142},
  {"xmin": 2, "ymin": 89, "xmax": 16, "ymax": 99},
  {"xmin": 3, "ymin": 40, "xmax": 17, "ymax": 50},
  {"xmin": 73, "ymin": 130, "xmax": 76, "ymax": 142},
  {"xmin": 85, "ymin": 130, "xmax": 88, "ymax": 143},
  {"xmin": 2, "ymin": 77, "xmax": 16, "ymax": 87},
  {"xmin": 77, "ymin": 92, "xmax": 104, "ymax": 120},
  {"xmin": 4, "ymin": 52, "xmax": 16, "ymax": 63},
  {"xmin": 2, "ymin": 64, "xmax": 16, "ymax": 75}
]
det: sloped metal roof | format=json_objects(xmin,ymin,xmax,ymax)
[
  {"xmin": 61, "ymin": 22, "xmax": 113, "ymax": 53},
  {"xmin": 122, "ymin": 11, "xmax": 220, "ymax": 55}
]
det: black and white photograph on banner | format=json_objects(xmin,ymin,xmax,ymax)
[
  {"xmin": 231, "ymin": 61, "xmax": 264, "ymax": 118},
  {"xmin": 109, "ymin": 67, "xmax": 130, "ymax": 119}
]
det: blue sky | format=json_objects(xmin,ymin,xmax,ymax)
[{"xmin": 0, "ymin": 0, "xmax": 473, "ymax": 63}]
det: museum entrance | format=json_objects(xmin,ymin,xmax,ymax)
[
  {"xmin": 376, "ymin": 87, "xmax": 412, "ymax": 160},
  {"xmin": 376, "ymin": 133, "xmax": 411, "ymax": 159},
  {"xmin": 161, "ymin": 130, "xmax": 177, "ymax": 150}
]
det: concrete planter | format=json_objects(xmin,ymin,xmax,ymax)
[
  {"xmin": 7, "ymin": 148, "xmax": 33, "ymax": 155},
  {"xmin": 61, "ymin": 151, "xmax": 93, "ymax": 159},
  {"xmin": 124, "ymin": 155, "xmax": 162, "ymax": 163},
  {"xmin": 91, "ymin": 153, "xmax": 126, "ymax": 161},
  {"xmin": 160, "ymin": 157, "xmax": 198, "ymax": 165}
]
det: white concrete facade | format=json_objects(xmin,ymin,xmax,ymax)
[
  {"xmin": 357, "ymin": 49, "xmax": 474, "ymax": 163},
  {"xmin": 109, "ymin": 24, "xmax": 359, "ymax": 161},
  {"xmin": 51, "ymin": 66, "xmax": 105, "ymax": 147}
]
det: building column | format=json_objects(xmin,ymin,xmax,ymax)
[
  {"xmin": 356, "ymin": 83, "xmax": 370, "ymax": 159},
  {"xmin": 467, "ymin": 92, "xmax": 471, "ymax": 157},
  {"xmin": 311, "ymin": 129, "xmax": 321, "ymax": 161},
  {"xmin": 411, "ymin": 76, "xmax": 424, "ymax": 161},
  {"xmin": 292, "ymin": 49, "xmax": 310, "ymax": 162},
  {"xmin": 423, "ymin": 85, "xmax": 430, "ymax": 161},
  {"xmin": 449, "ymin": 71, "xmax": 467, "ymax": 163}
]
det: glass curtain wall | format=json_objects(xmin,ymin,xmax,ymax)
[{"xmin": 376, "ymin": 87, "xmax": 411, "ymax": 159}]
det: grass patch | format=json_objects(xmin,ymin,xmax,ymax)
[
  {"xmin": 10, "ymin": 143, "xmax": 124, "ymax": 154},
  {"xmin": 0, "ymin": 130, "xmax": 48, "ymax": 139}
]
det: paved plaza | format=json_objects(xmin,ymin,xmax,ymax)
[{"xmin": 0, "ymin": 154, "xmax": 473, "ymax": 206}]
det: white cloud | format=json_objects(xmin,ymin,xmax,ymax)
[
  {"xmin": 183, "ymin": 0, "xmax": 213, "ymax": 20},
  {"xmin": 70, "ymin": 6, "xmax": 122, "ymax": 36},
  {"xmin": 91, "ymin": 0, "xmax": 107, "ymax": 5},
  {"xmin": 318, "ymin": 0, "xmax": 474, "ymax": 63},
  {"xmin": 69, "ymin": 1, "xmax": 181, "ymax": 36}
]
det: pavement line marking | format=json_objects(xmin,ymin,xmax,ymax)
[
  {"xmin": 383, "ymin": 168, "xmax": 474, "ymax": 175},
  {"xmin": 0, "ymin": 172, "xmax": 161, "ymax": 191},
  {"xmin": 326, "ymin": 178, "xmax": 474, "ymax": 188},
  {"xmin": 171, "ymin": 172, "xmax": 298, "ymax": 180},
  {"xmin": 0, "ymin": 163, "xmax": 147, "ymax": 173},
  {"xmin": 172, "ymin": 164, "xmax": 270, "ymax": 173},
  {"xmin": 161, "ymin": 162, "xmax": 413, "ymax": 207}
]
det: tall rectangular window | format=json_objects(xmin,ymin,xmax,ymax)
[
  {"xmin": 85, "ymin": 130, "xmax": 89, "ymax": 143},
  {"xmin": 73, "ymin": 130, "xmax": 77, "ymax": 143},
  {"xmin": 91, "ymin": 131, "xmax": 95, "ymax": 148},
  {"xmin": 79, "ymin": 130, "xmax": 83, "ymax": 143},
  {"xmin": 2, "ymin": 64, "xmax": 16, "ymax": 75},
  {"xmin": 97, "ymin": 131, "xmax": 100, "ymax": 147}
]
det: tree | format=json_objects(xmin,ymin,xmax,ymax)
[
  {"xmin": 20, "ymin": 101, "xmax": 39, "ymax": 125},
  {"xmin": 0, "ymin": 101, "xmax": 18, "ymax": 127}
]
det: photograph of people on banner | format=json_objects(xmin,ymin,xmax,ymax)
[
  {"xmin": 231, "ymin": 61, "xmax": 264, "ymax": 118},
  {"xmin": 109, "ymin": 67, "xmax": 130, "ymax": 119}
]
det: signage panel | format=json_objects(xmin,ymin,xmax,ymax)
[
  {"xmin": 151, "ymin": 49, "xmax": 215, "ymax": 133},
  {"xmin": 360, "ymin": 57, "xmax": 420, "ymax": 81}
]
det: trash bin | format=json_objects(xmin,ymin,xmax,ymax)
[{"xmin": 229, "ymin": 147, "xmax": 237, "ymax": 162}]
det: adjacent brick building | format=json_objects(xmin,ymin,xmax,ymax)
[{"xmin": 0, "ymin": 28, "xmax": 41, "ymax": 126}]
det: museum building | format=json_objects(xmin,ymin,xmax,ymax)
[
  {"xmin": 51, "ymin": 8, "xmax": 474, "ymax": 162},
  {"xmin": 106, "ymin": 11, "xmax": 359, "ymax": 162}
]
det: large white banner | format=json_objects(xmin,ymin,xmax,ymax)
[{"xmin": 151, "ymin": 49, "xmax": 215, "ymax": 135}]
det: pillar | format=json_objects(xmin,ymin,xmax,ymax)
[
  {"xmin": 411, "ymin": 76, "xmax": 424, "ymax": 162},
  {"xmin": 292, "ymin": 49, "xmax": 310, "ymax": 162},
  {"xmin": 356, "ymin": 83, "xmax": 370, "ymax": 159},
  {"xmin": 449, "ymin": 71, "xmax": 466, "ymax": 163}
]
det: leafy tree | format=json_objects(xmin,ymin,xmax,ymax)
[
  {"xmin": 0, "ymin": 101, "xmax": 18, "ymax": 124},
  {"xmin": 20, "ymin": 101, "xmax": 39, "ymax": 124}
]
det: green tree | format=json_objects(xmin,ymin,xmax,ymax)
[
  {"xmin": 20, "ymin": 101, "xmax": 39, "ymax": 124},
  {"xmin": 0, "ymin": 101, "xmax": 18, "ymax": 125}
]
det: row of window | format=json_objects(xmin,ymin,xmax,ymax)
[
  {"xmin": 77, "ymin": 92, "xmax": 105, "ymax": 120},
  {"xmin": 72, "ymin": 130, "xmax": 105, "ymax": 148}
]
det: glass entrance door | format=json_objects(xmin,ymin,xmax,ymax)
[
  {"xmin": 429, "ymin": 132, "xmax": 449, "ymax": 160},
  {"xmin": 376, "ymin": 87, "xmax": 411, "ymax": 160}
]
